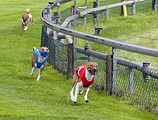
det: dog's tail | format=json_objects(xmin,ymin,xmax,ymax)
[{"xmin": 33, "ymin": 47, "xmax": 36, "ymax": 51}]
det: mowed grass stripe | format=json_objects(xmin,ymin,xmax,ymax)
[{"xmin": 0, "ymin": 0, "xmax": 157, "ymax": 120}]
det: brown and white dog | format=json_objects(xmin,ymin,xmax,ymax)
[
  {"xmin": 21, "ymin": 9, "xmax": 34, "ymax": 32},
  {"xmin": 30, "ymin": 47, "xmax": 49, "ymax": 80},
  {"xmin": 70, "ymin": 62, "xmax": 98, "ymax": 103}
]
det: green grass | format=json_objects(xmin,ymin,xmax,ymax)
[
  {"xmin": 0, "ymin": 0, "xmax": 158, "ymax": 120},
  {"xmin": 72, "ymin": 0, "xmax": 158, "ymax": 110},
  {"xmin": 73, "ymin": 1, "xmax": 158, "ymax": 69}
]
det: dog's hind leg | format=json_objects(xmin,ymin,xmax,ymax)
[
  {"xmin": 23, "ymin": 26, "xmax": 28, "ymax": 31},
  {"xmin": 79, "ymin": 88, "xmax": 86, "ymax": 95},
  {"xmin": 84, "ymin": 87, "xmax": 90, "ymax": 103}
]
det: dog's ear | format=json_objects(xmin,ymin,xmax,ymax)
[
  {"xmin": 33, "ymin": 47, "xmax": 36, "ymax": 51},
  {"xmin": 41, "ymin": 47, "xmax": 44, "ymax": 51},
  {"xmin": 94, "ymin": 62, "xmax": 98, "ymax": 68}
]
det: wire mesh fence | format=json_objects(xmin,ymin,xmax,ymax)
[
  {"xmin": 60, "ymin": 7, "xmax": 72, "ymax": 23},
  {"xmin": 41, "ymin": 29, "xmax": 158, "ymax": 110},
  {"xmin": 115, "ymin": 65, "xmax": 158, "ymax": 112},
  {"xmin": 41, "ymin": 0, "xmax": 158, "ymax": 114},
  {"xmin": 41, "ymin": 27, "xmax": 68, "ymax": 74}
]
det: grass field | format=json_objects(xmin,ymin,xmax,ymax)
[
  {"xmin": 73, "ymin": 0, "xmax": 158, "ymax": 69},
  {"xmin": 0, "ymin": 0, "xmax": 158, "ymax": 120}
]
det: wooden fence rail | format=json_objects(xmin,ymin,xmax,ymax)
[
  {"xmin": 41, "ymin": 0, "xmax": 158, "ymax": 57},
  {"xmin": 41, "ymin": 0, "xmax": 158, "ymax": 110}
]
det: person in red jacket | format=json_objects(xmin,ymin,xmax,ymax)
[{"xmin": 70, "ymin": 62, "xmax": 98, "ymax": 103}]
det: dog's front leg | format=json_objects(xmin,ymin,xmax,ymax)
[
  {"xmin": 37, "ymin": 65, "xmax": 44, "ymax": 81},
  {"xmin": 73, "ymin": 81, "xmax": 83, "ymax": 103},
  {"xmin": 30, "ymin": 67, "xmax": 36, "ymax": 76},
  {"xmin": 37, "ymin": 69, "xmax": 41, "ymax": 81},
  {"xmin": 70, "ymin": 73, "xmax": 77, "ymax": 102},
  {"xmin": 84, "ymin": 87, "xmax": 90, "ymax": 103},
  {"xmin": 30, "ymin": 63, "xmax": 36, "ymax": 76},
  {"xmin": 70, "ymin": 84, "xmax": 75, "ymax": 102}
]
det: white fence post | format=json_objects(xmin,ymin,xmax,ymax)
[
  {"xmin": 129, "ymin": 68, "xmax": 134, "ymax": 96},
  {"xmin": 57, "ymin": 2, "xmax": 61, "ymax": 24},
  {"xmin": 112, "ymin": 48, "xmax": 117, "ymax": 94},
  {"xmin": 132, "ymin": 0, "xmax": 136, "ymax": 15}
]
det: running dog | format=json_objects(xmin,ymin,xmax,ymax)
[
  {"xmin": 21, "ymin": 9, "xmax": 34, "ymax": 32},
  {"xmin": 70, "ymin": 62, "xmax": 98, "ymax": 103},
  {"xmin": 30, "ymin": 47, "xmax": 49, "ymax": 80}
]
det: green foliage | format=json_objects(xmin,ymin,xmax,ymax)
[{"xmin": 0, "ymin": 0, "xmax": 158, "ymax": 119}]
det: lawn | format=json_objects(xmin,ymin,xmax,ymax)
[
  {"xmin": 0, "ymin": 0, "xmax": 158, "ymax": 120},
  {"xmin": 73, "ymin": 1, "xmax": 158, "ymax": 69}
]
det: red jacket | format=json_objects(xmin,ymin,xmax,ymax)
[{"xmin": 76, "ymin": 66, "xmax": 94, "ymax": 87}]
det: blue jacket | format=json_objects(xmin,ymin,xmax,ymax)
[{"xmin": 34, "ymin": 49, "xmax": 48, "ymax": 69}]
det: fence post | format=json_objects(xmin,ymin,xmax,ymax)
[
  {"xmin": 74, "ymin": 0, "xmax": 77, "ymax": 12},
  {"xmin": 93, "ymin": 2, "xmax": 98, "ymax": 22},
  {"xmin": 121, "ymin": 0, "xmax": 123, "ymax": 15},
  {"xmin": 72, "ymin": 36, "xmax": 77, "ymax": 46},
  {"xmin": 52, "ymin": 12, "xmax": 58, "ymax": 40},
  {"xmin": 142, "ymin": 61, "xmax": 150, "ymax": 82},
  {"xmin": 152, "ymin": 0, "xmax": 157, "ymax": 11},
  {"xmin": 121, "ymin": 0, "xmax": 127, "ymax": 17},
  {"xmin": 67, "ymin": 43, "xmax": 75, "ymax": 78},
  {"xmin": 129, "ymin": 68, "xmax": 134, "ymax": 96},
  {"xmin": 47, "ymin": 2, "xmax": 53, "ymax": 36},
  {"xmin": 95, "ymin": 26, "xmax": 103, "ymax": 35},
  {"xmin": 94, "ymin": 17, "xmax": 103, "ymax": 36},
  {"xmin": 72, "ymin": 36, "xmax": 77, "ymax": 71},
  {"xmin": 85, "ymin": 0, "xmax": 87, "ymax": 5},
  {"xmin": 112, "ymin": 48, "xmax": 117, "ymax": 94},
  {"xmin": 155, "ymin": 0, "xmax": 157, "ymax": 12},
  {"xmin": 83, "ymin": 16, "xmax": 87, "ymax": 25},
  {"xmin": 106, "ymin": 55, "xmax": 113, "ymax": 95},
  {"xmin": 132, "ymin": 0, "xmax": 136, "ymax": 15},
  {"xmin": 72, "ymin": 0, "xmax": 78, "ymax": 26},
  {"xmin": 71, "ymin": 4, "xmax": 78, "ymax": 26},
  {"xmin": 41, "ymin": 25, "xmax": 48, "ymax": 47},
  {"xmin": 93, "ymin": 15, "xmax": 97, "ymax": 30},
  {"xmin": 52, "ymin": 37, "xmax": 56, "ymax": 68},
  {"xmin": 84, "ymin": 41, "xmax": 92, "ymax": 61},
  {"xmin": 96, "ymin": 0, "xmax": 100, "ymax": 21},
  {"xmin": 56, "ymin": 2, "xmax": 61, "ymax": 24},
  {"xmin": 70, "ymin": 6, "xmax": 74, "ymax": 27},
  {"xmin": 67, "ymin": 43, "xmax": 72, "ymax": 78},
  {"xmin": 104, "ymin": 8, "xmax": 109, "ymax": 21}
]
